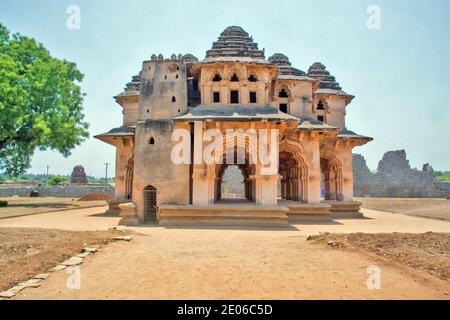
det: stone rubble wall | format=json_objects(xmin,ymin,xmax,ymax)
[
  {"xmin": 0, "ymin": 185, "xmax": 115, "ymax": 198},
  {"xmin": 435, "ymin": 181, "xmax": 450, "ymax": 199},
  {"xmin": 353, "ymin": 150, "xmax": 449, "ymax": 198}
]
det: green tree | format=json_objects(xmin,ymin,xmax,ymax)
[{"xmin": 0, "ymin": 23, "xmax": 89, "ymax": 176}]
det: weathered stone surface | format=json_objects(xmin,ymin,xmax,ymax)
[
  {"xmin": 51, "ymin": 264, "xmax": 67, "ymax": 272},
  {"xmin": 353, "ymin": 150, "xmax": 447, "ymax": 198},
  {"xmin": 61, "ymin": 256, "xmax": 83, "ymax": 266},
  {"xmin": 33, "ymin": 273, "xmax": 50, "ymax": 280},
  {"xmin": 0, "ymin": 290, "xmax": 17, "ymax": 298},
  {"xmin": 81, "ymin": 247, "xmax": 98, "ymax": 253},
  {"xmin": 70, "ymin": 165, "xmax": 88, "ymax": 184},
  {"xmin": 19, "ymin": 278, "xmax": 41, "ymax": 288},
  {"xmin": 112, "ymin": 236, "xmax": 132, "ymax": 241},
  {"xmin": 77, "ymin": 252, "xmax": 90, "ymax": 258}
]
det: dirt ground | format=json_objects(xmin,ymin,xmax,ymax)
[
  {"xmin": 0, "ymin": 197, "xmax": 107, "ymax": 219},
  {"xmin": 308, "ymin": 232, "xmax": 450, "ymax": 282},
  {"xmin": 12, "ymin": 229, "xmax": 450, "ymax": 300},
  {"xmin": 356, "ymin": 197, "xmax": 450, "ymax": 221},
  {"xmin": 0, "ymin": 227, "xmax": 126, "ymax": 291},
  {"xmin": 0, "ymin": 205, "xmax": 449, "ymax": 299}
]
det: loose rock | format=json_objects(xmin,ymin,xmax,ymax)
[
  {"xmin": 77, "ymin": 252, "xmax": 90, "ymax": 258},
  {"xmin": 51, "ymin": 264, "xmax": 67, "ymax": 272},
  {"xmin": 19, "ymin": 278, "xmax": 41, "ymax": 288},
  {"xmin": 33, "ymin": 273, "xmax": 50, "ymax": 280},
  {"xmin": 0, "ymin": 290, "xmax": 16, "ymax": 298},
  {"xmin": 61, "ymin": 256, "xmax": 83, "ymax": 266},
  {"xmin": 113, "ymin": 236, "xmax": 132, "ymax": 241}
]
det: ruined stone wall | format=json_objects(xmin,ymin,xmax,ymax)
[
  {"xmin": 0, "ymin": 185, "xmax": 114, "ymax": 198},
  {"xmin": 353, "ymin": 150, "xmax": 447, "ymax": 198},
  {"xmin": 435, "ymin": 182, "xmax": 450, "ymax": 199}
]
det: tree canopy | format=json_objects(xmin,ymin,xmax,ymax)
[{"xmin": 0, "ymin": 23, "xmax": 89, "ymax": 176}]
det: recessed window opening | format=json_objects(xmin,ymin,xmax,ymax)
[
  {"xmin": 279, "ymin": 89, "xmax": 288, "ymax": 98},
  {"xmin": 279, "ymin": 103, "xmax": 288, "ymax": 113},
  {"xmin": 249, "ymin": 92, "xmax": 257, "ymax": 103},
  {"xmin": 318, "ymin": 115, "xmax": 325, "ymax": 122},
  {"xmin": 149, "ymin": 137, "xmax": 155, "ymax": 145},
  {"xmin": 317, "ymin": 101, "xmax": 325, "ymax": 110},
  {"xmin": 172, "ymin": 96, "xmax": 176, "ymax": 102},
  {"xmin": 230, "ymin": 73, "xmax": 239, "ymax": 82},
  {"xmin": 230, "ymin": 90, "xmax": 239, "ymax": 104},
  {"xmin": 248, "ymin": 74, "xmax": 257, "ymax": 82},
  {"xmin": 213, "ymin": 74, "xmax": 222, "ymax": 82},
  {"xmin": 213, "ymin": 92, "xmax": 221, "ymax": 103}
]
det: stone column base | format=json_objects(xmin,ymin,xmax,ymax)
[
  {"xmin": 326, "ymin": 200, "xmax": 364, "ymax": 219},
  {"xmin": 118, "ymin": 203, "xmax": 140, "ymax": 226},
  {"xmin": 106, "ymin": 199, "xmax": 128, "ymax": 215}
]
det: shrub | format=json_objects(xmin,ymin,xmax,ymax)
[
  {"xmin": 0, "ymin": 200, "xmax": 8, "ymax": 207},
  {"xmin": 47, "ymin": 176, "xmax": 68, "ymax": 186}
]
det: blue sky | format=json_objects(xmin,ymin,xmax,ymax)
[{"xmin": 1, "ymin": 0, "xmax": 449, "ymax": 176}]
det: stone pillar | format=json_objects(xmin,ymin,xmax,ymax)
[
  {"xmin": 339, "ymin": 145, "xmax": 354, "ymax": 201},
  {"xmin": 305, "ymin": 133, "xmax": 322, "ymax": 204},
  {"xmin": 259, "ymin": 174, "xmax": 278, "ymax": 205},
  {"xmin": 192, "ymin": 165, "xmax": 215, "ymax": 205},
  {"xmin": 221, "ymin": 85, "xmax": 229, "ymax": 104},
  {"xmin": 241, "ymin": 86, "xmax": 249, "ymax": 104}
]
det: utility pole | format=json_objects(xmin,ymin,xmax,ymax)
[
  {"xmin": 46, "ymin": 165, "xmax": 49, "ymax": 177},
  {"xmin": 104, "ymin": 163, "xmax": 110, "ymax": 186}
]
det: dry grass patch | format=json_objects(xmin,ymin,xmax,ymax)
[{"xmin": 308, "ymin": 232, "xmax": 450, "ymax": 282}]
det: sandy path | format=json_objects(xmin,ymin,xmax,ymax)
[
  {"xmin": 2, "ymin": 206, "xmax": 449, "ymax": 299},
  {"xmin": 0, "ymin": 205, "xmax": 120, "ymax": 231}
]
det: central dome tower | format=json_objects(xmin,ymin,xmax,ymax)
[{"xmin": 205, "ymin": 26, "xmax": 265, "ymax": 59}]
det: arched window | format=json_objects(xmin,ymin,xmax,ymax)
[
  {"xmin": 149, "ymin": 137, "xmax": 155, "ymax": 145},
  {"xmin": 212, "ymin": 74, "xmax": 222, "ymax": 82},
  {"xmin": 230, "ymin": 73, "xmax": 239, "ymax": 82},
  {"xmin": 172, "ymin": 96, "xmax": 176, "ymax": 102},
  {"xmin": 278, "ymin": 89, "xmax": 289, "ymax": 98},
  {"xmin": 248, "ymin": 74, "xmax": 257, "ymax": 82},
  {"xmin": 317, "ymin": 101, "xmax": 325, "ymax": 110}
]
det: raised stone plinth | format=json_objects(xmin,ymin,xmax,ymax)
[
  {"xmin": 325, "ymin": 200, "xmax": 364, "ymax": 218},
  {"xmin": 158, "ymin": 204, "xmax": 289, "ymax": 228},
  {"xmin": 106, "ymin": 199, "xmax": 127, "ymax": 215},
  {"xmin": 118, "ymin": 203, "xmax": 140, "ymax": 226},
  {"xmin": 285, "ymin": 202, "xmax": 332, "ymax": 222}
]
